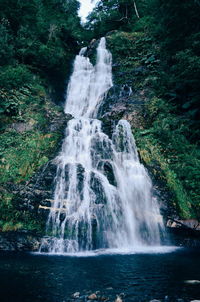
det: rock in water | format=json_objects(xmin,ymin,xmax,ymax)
[
  {"xmin": 88, "ymin": 293, "xmax": 97, "ymax": 300},
  {"xmin": 72, "ymin": 292, "xmax": 80, "ymax": 298},
  {"xmin": 184, "ymin": 280, "xmax": 200, "ymax": 284},
  {"xmin": 115, "ymin": 296, "xmax": 123, "ymax": 302}
]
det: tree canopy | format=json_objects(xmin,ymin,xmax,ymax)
[{"xmin": 0, "ymin": 0, "xmax": 82, "ymax": 97}]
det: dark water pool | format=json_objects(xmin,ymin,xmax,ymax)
[{"xmin": 0, "ymin": 248, "xmax": 200, "ymax": 302}]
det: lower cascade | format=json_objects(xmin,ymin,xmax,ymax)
[{"xmin": 40, "ymin": 38, "xmax": 164, "ymax": 254}]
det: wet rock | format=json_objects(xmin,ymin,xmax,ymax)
[
  {"xmin": 99, "ymin": 296, "xmax": 108, "ymax": 301},
  {"xmin": 167, "ymin": 219, "xmax": 200, "ymax": 230},
  {"xmin": 149, "ymin": 300, "xmax": 161, "ymax": 302},
  {"xmin": 10, "ymin": 122, "xmax": 34, "ymax": 133},
  {"xmin": 102, "ymin": 104, "xmax": 127, "ymax": 120},
  {"xmin": 11, "ymin": 161, "xmax": 58, "ymax": 225},
  {"xmin": 72, "ymin": 292, "xmax": 80, "ymax": 298},
  {"xmin": 167, "ymin": 218, "xmax": 200, "ymax": 247},
  {"xmin": 184, "ymin": 280, "xmax": 200, "ymax": 285},
  {"xmin": 123, "ymin": 111, "xmax": 144, "ymax": 129},
  {"xmin": 86, "ymin": 39, "xmax": 99, "ymax": 57},
  {"xmin": 97, "ymin": 160, "xmax": 117, "ymax": 187},
  {"xmin": 115, "ymin": 296, "xmax": 123, "ymax": 302},
  {"xmin": 88, "ymin": 293, "xmax": 97, "ymax": 300},
  {"xmin": 119, "ymin": 293, "xmax": 125, "ymax": 297},
  {"xmin": 0, "ymin": 231, "xmax": 41, "ymax": 251}
]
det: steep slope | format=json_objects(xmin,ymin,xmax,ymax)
[{"xmin": 106, "ymin": 31, "xmax": 200, "ymax": 221}]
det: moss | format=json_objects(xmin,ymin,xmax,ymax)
[
  {"xmin": 1, "ymin": 222, "xmax": 23, "ymax": 232},
  {"xmin": 135, "ymin": 133, "xmax": 193, "ymax": 218},
  {"xmin": 107, "ymin": 30, "xmax": 200, "ymax": 219},
  {"xmin": 0, "ymin": 84, "xmax": 65, "ymax": 233},
  {"xmin": 0, "ymin": 131, "xmax": 60, "ymax": 184}
]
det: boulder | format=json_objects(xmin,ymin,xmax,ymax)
[
  {"xmin": 72, "ymin": 292, "xmax": 80, "ymax": 298},
  {"xmin": 167, "ymin": 218, "xmax": 200, "ymax": 230},
  {"xmin": 0, "ymin": 231, "xmax": 41, "ymax": 251},
  {"xmin": 115, "ymin": 296, "xmax": 123, "ymax": 302},
  {"xmin": 88, "ymin": 293, "xmax": 97, "ymax": 300},
  {"xmin": 184, "ymin": 280, "xmax": 200, "ymax": 285}
]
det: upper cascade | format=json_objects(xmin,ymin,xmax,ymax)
[
  {"xmin": 64, "ymin": 37, "xmax": 113, "ymax": 118},
  {"xmin": 40, "ymin": 38, "xmax": 165, "ymax": 254}
]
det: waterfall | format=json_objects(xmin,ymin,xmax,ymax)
[{"xmin": 40, "ymin": 38, "xmax": 164, "ymax": 254}]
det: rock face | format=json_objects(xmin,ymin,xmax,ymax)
[
  {"xmin": 9, "ymin": 122, "xmax": 34, "ymax": 133},
  {"xmin": 167, "ymin": 218, "xmax": 200, "ymax": 247},
  {"xmin": 167, "ymin": 219, "xmax": 200, "ymax": 230},
  {"xmin": 0, "ymin": 231, "xmax": 41, "ymax": 251},
  {"xmin": 88, "ymin": 293, "xmax": 97, "ymax": 300},
  {"xmin": 0, "ymin": 160, "xmax": 59, "ymax": 251},
  {"xmin": 13, "ymin": 160, "xmax": 58, "ymax": 225}
]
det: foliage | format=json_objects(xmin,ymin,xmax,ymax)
[
  {"xmin": 0, "ymin": 65, "xmax": 34, "ymax": 90},
  {"xmin": 86, "ymin": 0, "xmax": 139, "ymax": 37},
  {"xmin": 0, "ymin": 0, "xmax": 83, "ymax": 233},
  {"xmin": 107, "ymin": 30, "xmax": 200, "ymax": 219},
  {"xmin": 0, "ymin": 0, "xmax": 82, "ymax": 95},
  {"xmin": 0, "ymin": 86, "xmax": 63, "ymax": 183},
  {"xmin": 142, "ymin": 97, "xmax": 200, "ymax": 218},
  {"xmin": 0, "ymin": 85, "xmax": 65, "ymax": 232},
  {"xmin": 150, "ymin": 0, "xmax": 200, "ymax": 142},
  {"xmin": 136, "ymin": 133, "xmax": 194, "ymax": 219},
  {"xmin": 89, "ymin": 0, "xmax": 200, "ymax": 143}
]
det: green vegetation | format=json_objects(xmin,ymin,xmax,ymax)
[
  {"xmin": 106, "ymin": 29, "xmax": 200, "ymax": 219},
  {"xmin": 0, "ymin": 0, "xmax": 82, "ymax": 95},
  {"xmin": 88, "ymin": 0, "xmax": 200, "ymax": 142},
  {"xmin": 0, "ymin": 84, "xmax": 65, "ymax": 232},
  {"xmin": 0, "ymin": 0, "xmax": 82, "ymax": 232}
]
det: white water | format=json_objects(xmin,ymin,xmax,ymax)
[
  {"xmin": 40, "ymin": 38, "xmax": 165, "ymax": 254},
  {"xmin": 64, "ymin": 38, "xmax": 112, "ymax": 118}
]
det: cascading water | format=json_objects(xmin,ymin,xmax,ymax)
[{"xmin": 40, "ymin": 38, "xmax": 164, "ymax": 254}]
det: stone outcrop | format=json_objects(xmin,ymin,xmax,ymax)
[
  {"xmin": 167, "ymin": 219, "xmax": 200, "ymax": 231},
  {"xmin": 167, "ymin": 218, "xmax": 200, "ymax": 247},
  {"xmin": 0, "ymin": 231, "xmax": 41, "ymax": 251}
]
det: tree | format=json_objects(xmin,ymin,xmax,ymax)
[{"xmin": 0, "ymin": 0, "xmax": 82, "ymax": 95}]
